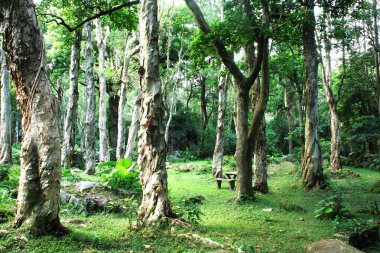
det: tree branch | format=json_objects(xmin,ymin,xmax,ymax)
[
  {"xmin": 39, "ymin": 0, "xmax": 139, "ymax": 32},
  {"xmin": 184, "ymin": 0, "xmax": 246, "ymax": 84}
]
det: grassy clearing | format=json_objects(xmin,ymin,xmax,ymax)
[{"xmin": 0, "ymin": 160, "xmax": 379, "ymax": 252}]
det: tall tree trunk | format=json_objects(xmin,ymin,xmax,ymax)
[
  {"xmin": 124, "ymin": 92, "xmax": 141, "ymax": 160},
  {"xmin": 235, "ymin": 84, "xmax": 252, "ymax": 198},
  {"xmin": 200, "ymin": 77, "xmax": 208, "ymax": 129},
  {"xmin": 374, "ymin": 0, "xmax": 380, "ymax": 117},
  {"xmin": 0, "ymin": 0, "xmax": 63, "ymax": 234},
  {"xmin": 301, "ymin": 1, "xmax": 324, "ymax": 189},
  {"xmin": 116, "ymin": 35, "xmax": 138, "ymax": 160},
  {"xmin": 138, "ymin": 0, "xmax": 173, "ymax": 224},
  {"xmin": 164, "ymin": 84, "xmax": 176, "ymax": 146},
  {"xmin": 321, "ymin": 14, "xmax": 342, "ymax": 171},
  {"xmin": 252, "ymin": 117, "xmax": 268, "ymax": 193},
  {"xmin": 284, "ymin": 87, "xmax": 294, "ymax": 154},
  {"xmin": 109, "ymin": 94, "xmax": 119, "ymax": 157},
  {"xmin": 212, "ymin": 68, "xmax": 228, "ymax": 178},
  {"xmin": 61, "ymin": 30, "xmax": 81, "ymax": 168},
  {"xmin": 0, "ymin": 44, "xmax": 12, "ymax": 164},
  {"xmin": 95, "ymin": 19, "xmax": 110, "ymax": 163},
  {"xmin": 84, "ymin": 21, "xmax": 96, "ymax": 175}
]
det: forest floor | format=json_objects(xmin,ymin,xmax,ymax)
[{"xmin": 0, "ymin": 157, "xmax": 379, "ymax": 253}]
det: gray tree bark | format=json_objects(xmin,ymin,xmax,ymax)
[
  {"xmin": 301, "ymin": 1, "xmax": 324, "ymax": 189},
  {"xmin": 116, "ymin": 35, "xmax": 138, "ymax": 160},
  {"xmin": 0, "ymin": 0, "xmax": 64, "ymax": 235},
  {"xmin": 284, "ymin": 87, "xmax": 294, "ymax": 154},
  {"xmin": 95, "ymin": 19, "xmax": 110, "ymax": 163},
  {"xmin": 138, "ymin": 0, "xmax": 173, "ymax": 224},
  {"xmin": 61, "ymin": 29, "xmax": 82, "ymax": 168},
  {"xmin": 124, "ymin": 92, "xmax": 141, "ymax": 161},
  {"xmin": 212, "ymin": 68, "xmax": 228, "ymax": 178},
  {"xmin": 84, "ymin": 21, "xmax": 96, "ymax": 175},
  {"xmin": 0, "ymin": 44, "xmax": 12, "ymax": 164}
]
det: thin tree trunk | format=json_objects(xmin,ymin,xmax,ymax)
[
  {"xmin": 138, "ymin": 0, "xmax": 173, "ymax": 224},
  {"xmin": 212, "ymin": 67, "xmax": 228, "ymax": 178},
  {"xmin": 200, "ymin": 76, "xmax": 208, "ymax": 129},
  {"xmin": 164, "ymin": 85, "xmax": 176, "ymax": 145},
  {"xmin": 284, "ymin": 87, "xmax": 294, "ymax": 154},
  {"xmin": 109, "ymin": 94, "xmax": 119, "ymax": 155},
  {"xmin": 0, "ymin": 44, "xmax": 12, "ymax": 164},
  {"xmin": 62, "ymin": 29, "xmax": 82, "ymax": 168},
  {"xmin": 0, "ymin": 0, "xmax": 63, "ymax": 234},
  {"xmin": 95, "ymin": 19, "xmax": 110, "ymax": 163},
  {"xmin": 301, "ymin": 1, "xmax": 324, "ymax": 189},
  {"xmin": 116, "ymin": 35, "xmax": 138, "ymax": 160},
  {"xmin": 84, "ymin": 21, "xmax": 96, "ymax": 175},
  {"xmin": 373, "ymin": 0, "xmax": 380, "ymax": 117},
  {"xmin": 124, "ymin": 92, "xmax": 141, "ymax": 160},
  {"xmin": 252, "ymin": 117, "xmax": 268, "ymax": 193},
  {"xmin": 320, "ymin": 9, "xmax": 342, "ymax": 171}
]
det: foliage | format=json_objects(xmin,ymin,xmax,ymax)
[
  {"xmin": 97, "ymin": 158, "xmax": 140, "ymax": 191},
  {"xmin": 174, "ymin": 195, "xmax": 205, "ymax": 224},
  {"xmin": 279, "ymin": 202, "xmax": 307, "ymax": 213},
  {"xmin": 369, "ymin": 180, "xmax": 380, "ymax": 193},
  {"xmin": 61, "ymin": 168, "xmax": 82, "ymax": 182},
  {"xmin": 314, "ymin": 194, "xmax": 350, "ymax": 220},
  {"xmin": 328, "ymin": 168, "xmax": 361, "ymax": 179}
]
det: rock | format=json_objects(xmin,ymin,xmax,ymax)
[
  {"xmin": 61, "ymin": 181, "xmax": 73, "ymax": 187},
  {"xmin": 60, "ymin": 190, "xmax": 82, "ymax": 204},
  {"xmin": 0, "ymin": 229, "xmax": 9, "ymax": 236},
  {"xmin": 262, "ymin": 208, "xmax": 273, "ymax": 212},
  {"xmin": 282, "ymin": 155, "xmax": 296, "ymax": 163},
  {"xmin": 70, "ymin": 168, "xmax": 83, "ymax": 173},
  {"xmin": 307, "ymin": 239, "xmax": 364, "ymax": 253},
  {"xmin": 299, "ymin": 217, "xmax": 305, "ymax": 221},
  {"xmin": 76, "ymin": 181, "xmax": 99, "ymax": 192}
]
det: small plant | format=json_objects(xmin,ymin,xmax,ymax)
[
  {"xmin": 174, "ymin": 195, "xmax": 205, "ymax": 224},
  {"xmin": 279, "ymin": 202, "xmax": 306, "ymax": 213},
  {"xmin": 97, "ymin": 158, "xmax": 141, "ymax": 191},
  {"xmin": 314, "ymin": 194, "xmax": 350, "ymax": 220},
  {"xmin": 328, "ymin": 168, "xmax": 360, "ymax": 179},
  {"xmin": 61, "ymin": 168, "xmax": 81, "ymax": 182},
  {"xmin": 358, "ymin": 200, "xmax": 379, "ymax": 215},
  {"xmin": 121, "ymin": 197, "xmax": 139, "ymax": 226}
]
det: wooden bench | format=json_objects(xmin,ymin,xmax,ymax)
[{"xmin": 216, "ymin": 178, "xmax": 236, "ymax": 190}]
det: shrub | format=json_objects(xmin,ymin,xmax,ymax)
[
  {"xmin": 97, "ymin": 158, "xmax": 141, "ymax": 191},
  {"xmin": 328, "ymin": 168, "xmax": 360, "ymax": 179},
  {"xmin": 174, "ymin": 195, "xmax": 205, "ymax": 224},
  {"xmin": 314, "ymin": 195, "xmax": 350, "ymax": 220},
  {"xmin": 279, "ymin": 202, "xmax": 306, "ymax": 213},
  {"xmin": 62, "ymin": 168, "xmax": 81, "ymax": 182}
]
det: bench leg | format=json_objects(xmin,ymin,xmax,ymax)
[
  {"xmin": 217, "ymin": 180, "xmax": 222, "ymax": 189},
  {"xmin": 229, "ymin": 181, "xmax": 235, "ymax": 190}
]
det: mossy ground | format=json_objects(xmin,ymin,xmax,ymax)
[{"xmin": 0, "ymin": 159, "xmax": 379, "ymax": 253}]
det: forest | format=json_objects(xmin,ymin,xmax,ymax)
[{"xmin": 0, "ymin": 0, "xmax": 379, "ymax": 252}]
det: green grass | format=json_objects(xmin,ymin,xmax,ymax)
[{"xmin": 0, "ymin": 161, "xmax": 379, "ymax": 252}]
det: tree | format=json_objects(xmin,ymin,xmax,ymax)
[
  {"xmin": 84, "ymin": 21, "xmax": 96, "ymax": 175},
  {"xmin": 0, "ymin": 44, "xmax": 12, "ymax": 164},
  {"xmin": 301, "ymin": 0, "xmax": 324, "ymax": 189},
  {"xmin": 96, "ymin": 18, "xmax": 110, "ymax": 163},
  {"xmin": 0, "ymin": 0, "xmax": 63, "ymax": 234},
  {"xmin": 61, "ymin": 29, "xmax": 82, "ymax": 168},
  {"xmin": 185, "ymin": 0, "xmax": 268, "ymax": 200},
  {"xmin": 138, "ymin": 0, "xmax": 173, "ymax": 223}
]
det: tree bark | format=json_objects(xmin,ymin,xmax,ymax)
[
  {"xmin": 212, "ymin": 67, "xmax": 228, "ymax": 178},
  {"xmin": 138, "ymin": 0, "xmax": 173, "ymax": 224},
  {"xmin": 373, "ymin": 0, "xmax": 380, "ymax": 117},
  {"xmin": 284, "ymin": 87, "xmax": 294, "ymax": 154},
  {"xmin": 0, "ymin": 44, "xmax": 12, "ymax": 164},
  {"xmin": 0, "ymin": 0, "xmax": 63, "ymax": 234},
  {"xmin": 301, "ymin": 1, "xmax": 324, "ymax": 189},
  {"xmin": 61, "ymin": 29, "xmax": 81, "ymax": 168},
  {"xmin": 95, "ymin": 19, "xmax": 110, "ymax": 163},
  {"xmin": 252, "ymin": 117, "xmax": 268, "ymax": 193},
  {"xmin": 124, "ymin": 92, "xmax": 141, "ymax": 160},
  {"xmin": 84, "ymin": 21, "xmax": 96, "ymax": 175},
  {"xmin": 200, "ymin": 76, "xmax": 208, "ymax": 129},
  {"xmin": 109, "ymin": 94, "xmax": 119, "ymax": 154},
  {"xmin": 116, "ymin": 35, "xmax": 138, "ymax": 160}
]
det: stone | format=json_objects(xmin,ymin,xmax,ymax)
[
  {"xmin": 0, "ymin": 229, "xmax": 9, "ymax": 236},
  {"xmin": 307, "ymin": 239, "xmax": 364, "ymax": 253},
  {"xmin": 76, "ymin": 181, "xmax": 99, "ymax": 192}
]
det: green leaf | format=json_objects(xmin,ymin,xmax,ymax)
[
  {"xmin": 98, "ymin": 161, "xmax": 117, "ymax": 169},
  {"xmin": 117, "ymin": 158, "xmax": 131, "ymax": 169}
]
